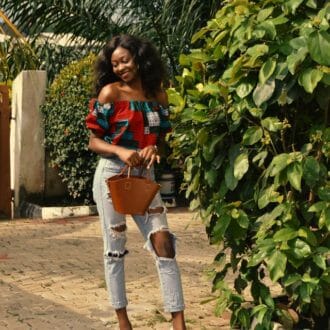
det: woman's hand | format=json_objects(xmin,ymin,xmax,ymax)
[
  {"xmin": 139, "ymin": 145, "xmax": 160, "ymax": 169},
  {"xmin": 117, "ymin": 148, "xmax": 143, "ymax": 167}
]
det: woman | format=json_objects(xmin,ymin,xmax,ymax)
[{"xmin": 85, "ymin": 35, "xmax": 186, "ymax": 330}]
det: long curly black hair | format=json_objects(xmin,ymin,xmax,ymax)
[{"xmin": 93, "ymin": 34, "xmax": 165, "ymax": 98}]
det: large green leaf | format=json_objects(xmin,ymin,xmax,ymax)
[
  {"xmin": 246, "ymin": 44, "xmax": 269, "ymax": 57},
  {"xmin": 319, "ymin": 207, "xmax": 330, "ymax": 230},
  {"xmin": 233, "ymin": 152, "xmax": 249, "ymax": 180},
  {"xmin": 284, "ymin": 0, "xmax": 304, "ymax": 14},
  {"xmin": 252, "ymin": 150, "xmax": 268, "ymax": 167},
  {"xmin": 286, "ymin": 48, "xmax": 308, "ymax": 74},
  {"xmin": 269, "ymin": 153, "xmax": 292, "ymax": 176},
  {"xmin": 257, "ymin": 7, "xmax": 274, "ymax": 22},
  {"xmin": 274, "ymin": 62, "xmax": 288, "ymax": 80},
  {"xmin": 212, "ymin": 213, "xmax": 231, "ymax": 242},
  {"xmin": 258, "ymin": 185, "xmax": 281, "ymax": 209},
  {"xmin": 257, "ymin": 21, "xmax": 277, "ymax": 40},
  {"xmin": 308, "ymin": 201, "xmax": 327, "ymax": 213},
  {"xmin": 289, "ymin": 36, "xmax": 307, "ymax": 49},
  {"xmin": 203, "ymin": 133, "xmax": 226, "ymax": 161},
  {"xmin": 267, "ymin": 250, "xmax": 287, "ymax": 282},
  {"xmin": 287, "ymin": 162, "xmax": 303, "ymax": 191},
  {"xmin": 282, "ymin": 273, "xmax": 301, "ymax": 287},
  {"xmin": 167, "ymin": 88, "xmax": 186, "ymax": 113},
  {"xmin": 205, "ymin": 168, "xmax": 218, "ymax": 187},
  {"xmin": 298, "ymin": 68, "xmax": 323, "ymax": 93},
  {"xmin": 261, "ymin": 117, "xmax": 283, "ymax": 132},
  {"xmin": 299, "ymin": 282, "xmax": 313, "ymax": 303},
  {"xmin": 289, "ymin": 239, "xmax": 312, "ymax": 259},
  {"xmin": 298, "ymin": 227, "xmax": 317, "ymax": 247},
  {"xmin": 251, "ymin": 304, "xmax": 269, "ymax": 325},
  {"xmin": 273, "ymin": 227, "xmax": 298, "ymax": 242},
  {"xmin": 225, "ymin": 164, "xmax": 238, "ymax": 191},
  {"xmin": 253, "ymin": 78, "xmax": 275, "ymax": 106},
  {"xmin": 318, "ymin": 186, "xmax": 330, "ymax": 201},
  {"xmin": 270, "ymin": 15, "xmax": 289, "ymax": 26},
  {"xmin": 248, "ymin": 250, "xmax": 268, "ymax": 267},
  {"xmin": 242, "ymin": 126, "xmax": 263, "ymax": 145},
  {"xmin": 236, "ymin": 210, "xmax": 249, "ymax": 229},
  {"xmin": 308, "ymin": 30, "xmax": 330, "ymax": 66},
  {"xmin": 236, "ymin": 79, "xmax": 255, "ymax": 98},
  {"xmin": 313, "ymin": 254, "xmax": 326, "ymax": 270},
  {"xmin": 259, "ymin": 58, "xmax": 277, "ymax": 85},
  {"xmin": 306, "ymin": 0, "xmax": 317, "ymax": 8}
]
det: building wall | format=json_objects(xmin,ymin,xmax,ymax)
[{"xmin": 11, "ymin": 70, "xmax": 67, "ymax": 216}]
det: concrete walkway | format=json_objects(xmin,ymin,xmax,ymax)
[{"xmin": 0, "ymin": 208, "xmax": 231, "ymax": 330}]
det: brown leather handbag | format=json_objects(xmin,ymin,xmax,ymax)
[{"xmin": 106, "ymin": 166, "xmax": 160, "ymax": 215}]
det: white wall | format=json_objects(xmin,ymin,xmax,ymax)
[{"xmin": 11, "ymin": 71, "xmax": 47, "ymax": 215}]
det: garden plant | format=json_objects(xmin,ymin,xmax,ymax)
[
  {"xmin": 40, "ymin": 53, "xmax": 97, "ymax": 203},
  {"xmin": 1, "ymin": 0, "xmax": 219, "ymax": 81},
  {"xmin": 168, "ymin": 0, "xmax": 330, "ymax": 329},
  {"xmin": 0, "ymin": 10, "xmax": 38, "ymax": 82}
]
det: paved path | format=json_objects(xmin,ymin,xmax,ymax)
[{"xmin": 0, "ymin": 208, "xmax": 231, "ymax": 329}]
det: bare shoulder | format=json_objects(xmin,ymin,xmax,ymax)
[
  {"xmin": 155, "ymin": 89, "xmax": 168, "ymax": 107},
  {"xmin": 98, "ymin": 82, "xmax": 120, "ymax": 103}
]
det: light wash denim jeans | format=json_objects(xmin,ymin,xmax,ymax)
[{"xmin": 93, "ymin": 156, "xmax": 185, "ymax": 313}]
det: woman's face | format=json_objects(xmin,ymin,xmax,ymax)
[{"xmin": 111, "ymin": 46, "xmax": 138, "ymax": 83}]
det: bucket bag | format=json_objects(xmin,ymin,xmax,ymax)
[{"xmin": 106, "ymin": 166, "xmax": 160, "ymax": 215}]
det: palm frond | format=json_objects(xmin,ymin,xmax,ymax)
[
  {"xmin": 0, "ymin": 9, "xmax": 39, "ymax": 81},
  {"xmin": 1, "ymin": 0, "xmax": 221, "ymax": 80}
]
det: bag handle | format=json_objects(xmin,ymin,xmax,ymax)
[{"xmin": 119, "ymin": 165, "xmax": 152, "ymax": 179}]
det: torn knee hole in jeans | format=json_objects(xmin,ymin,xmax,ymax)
[
  {"xmin": 106, "ymin": 249, "xmax": 129, "ymax": 258},
  {"xmin": 148, "ymin": 206, "xmax": 165, "ymax": 214},
  {"xmin": 148, "ymin": 228, "xmax": 176, "ymax": 259},
  {"xmin": 109, "ymin": 223, "xmax": 126, "ymax": 239}
]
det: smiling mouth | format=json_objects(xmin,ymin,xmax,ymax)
[{"xmin": 120, "ymin": 72, "xmax": 129, "ymax": 78}]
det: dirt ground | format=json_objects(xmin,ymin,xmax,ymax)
[{"xmin": 0, "ymin": 208, "xmax": 232, "ymax": 329}]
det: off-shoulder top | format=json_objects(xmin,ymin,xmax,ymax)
[{"xmin": 85, "ymin": 99, "xmax": 171, "ymax": 149}]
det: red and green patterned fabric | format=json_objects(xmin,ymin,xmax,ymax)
[{"xmin": 86, "ymin": 99, "xmax": 171, "ymax": 149}]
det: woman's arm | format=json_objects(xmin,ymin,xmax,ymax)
[{"xmin": 88, "ymin": 133, "xmax": 142, "ymax": 167}]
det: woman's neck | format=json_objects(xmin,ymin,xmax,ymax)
[{"xmin": 118, "ymin": 79, "xmax": 147, "ymax": 100}]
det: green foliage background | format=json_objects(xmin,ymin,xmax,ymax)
[
  {"xmin": 1, "ymin": 0, "xmax": 220, "ymax": 82},
  {"xmin": 40, "ymin": 53, "xmax": 97, "ymax": 203},
  {"xmin": 169, "ymin": 0, "xmax": 330, "ymax": 328}
]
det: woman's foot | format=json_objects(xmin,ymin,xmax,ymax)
[{"xmin": 171, "ymin": 311, "xmax": 186, "ymax": 330}]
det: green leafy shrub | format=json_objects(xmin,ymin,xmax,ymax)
[
  {"xmin": 169, "ymin": 0, "xmax": 329, "ymax": 329},
  {"xmin": 41, "ymin": 53, "xmax": 97, "ymax": 203}
]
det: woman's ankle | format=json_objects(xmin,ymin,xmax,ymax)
[
  {"xmin": 118, "ymin": 320, "xmax": 132, "ymax": 330},
  {"xmin": 171, "ymin": 311, "xmax": 186, "ymax": 330},
  {"xmin": 116, "ymin": 307, "xmax": 132, "ymax": 330}
]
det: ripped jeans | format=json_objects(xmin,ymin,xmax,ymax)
[{"xmin": 93, "ymin": 157, "xmax": 185, "ymax": 313}]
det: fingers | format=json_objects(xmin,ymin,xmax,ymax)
[
  {"xmin": 132, "ymin": 146, "xmax": 159, "ymax": 168},
  {"xmin": 146, "ymin": 154, "xmax": 160, "ymax": 169}
]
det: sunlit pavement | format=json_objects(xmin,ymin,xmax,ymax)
[{"xmin": 0, "ymin": 208, "xmax": 232, "ymax": 329}]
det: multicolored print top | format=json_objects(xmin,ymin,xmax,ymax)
[{"xmin": 85, "ymin": 99, "xmax": 171, "ymax": 149}]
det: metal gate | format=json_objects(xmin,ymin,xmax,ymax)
[{"xmin": 0, "ymin": 85, "xmax": 12, "ymax": 219}]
